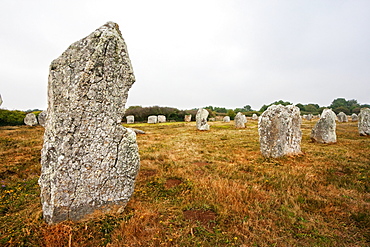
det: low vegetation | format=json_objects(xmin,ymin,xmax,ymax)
[{"xmin": 0, "ymin": 120, "xmax": 369, "ymax": 246}]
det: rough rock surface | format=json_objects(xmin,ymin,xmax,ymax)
[
  {"xmin": 148, "ymin": 115, "xmax": 158, "ymax": 124},
  {"xmin": 24, "ymin": 113, "xmax": 38, "ymax": 126},
  {"xmin": 358, "ymin": 108, "xmax": 370, "ymax": 136},
  {"xmin": 196, "ymin": 108, "xmax": 210, "ymax": 130},
  {"xmin": 311, "ymin": 109, "xmax": 337, "ymax": 143},
  {"xmin": 0, "ymin": 94, "xmax": 2, "ymax": 106},
  {"xmin": 38, "ymin": 111, "xmax": 47, "ymax": 127},
  {"xmin": 252, "ymin": 114, "xmax": 258, "ymax": 120},
  {"xmin": 234, "ymin": 112, "xmax": 246, "ymax": 128},
  {"xmin": 351, "ymin": 113, "xmax": 358, "ymax": 122},
  {"xmin": 39, "ymin": 22, "xmax": 140, "ymax": 224},
  {"xmin": 223, "ymin": 116, "xmax": 230, "ymax": 122},
  {"xmin": 126, "ymin": 115, "xmax": 134, "ymax": 124},
  {"xmin": 258, "ymin": 105, "xmax": 302, "ymax": 158},
  {"xmin": 184, "ymin": 115, "xmax": 192, "ymax": 122},
  {"xmin": 337, "ymin": 112, "xmax": 348, "ymax": 122},
  {"xmin": 158, "ymin": 115, "xmax": 166, "ymax": 123}
]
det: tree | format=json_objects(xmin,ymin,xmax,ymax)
[
  {"xmin": 259, "ymin": 100, "xmax": 292, "ymax": 112},
  {"xmin": 227, "ymin": 109, "xmax": 236, "ymax": 120}
]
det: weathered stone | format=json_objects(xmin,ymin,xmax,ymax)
[
  {"xmin": 0, "ymin": 94, "xmax": 2, "ymax": 106},
  {"xmin": 358, "ymin": 108, "xmax": 370, "ymax": 136},
  {"xmin": 184, "ymin": 115, "xmax": 192, "ymax": 122},
  {"xmin": 311, "ymin": 109, "xmax": 336, "ymax": 143},
  {"xmin": 38, "ymin": 111, "xmax": 47, "ymax": 127},
  {"xmin": 126, "ymin": 115, "xmax": 134, "ymax": 124},
  {"xmin": 24, "ymin": 113, "xmax": 38, "ymax": 126},
  {"xmin": 158, "ymin": 115, "xmax": 166, "ymax": 123},
  {"xmin": 351, "ymin": 113, "xmax": 358, "ymax": 122},
  {"xmin": 39, "ymin": 22, "xmax": 140, "ymax": 224},
  {"xmin": 234, "ymin": 112, "xmax": 246, "ymax": 128},
  {"xmin": 196, "ymin": 108, "xmax": 210, "ymax": 130},
  {"xmin": 209, "ymin": 117, "xmax": 215, "ymax": 122},
  {"xmin": 258, "ymin": 105, "xmax": 302, "ymax": 158},
  {"xmin": 223, "ymin": 116, "xmax": 230, "ymax": 122},
  {"xmin": 252, "ymin": 114, "xmax": 258, "ymax": 120},
  {"xmin": 148, "ymin": 115, "xmax": 158, "ymax": 124},
  {"xmin": 306, "ymin": 114, "xmax": 313, "ymax": 121},
  {"xmin": 337, "ymin": 112, "xmax": 348, "ymax": 122},
  {"xmin": 129, "ymin": 128, "xmax": 145, "ymax": 134}
]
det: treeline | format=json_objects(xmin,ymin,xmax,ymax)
[{"xmin": 1, "ymin": 98, "xmax": 369, "ymax": 125}]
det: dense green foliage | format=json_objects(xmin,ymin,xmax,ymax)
[
  {"xmin": 329, "ymin": 98, "xmax": 370, "ymax": 114},
  {"xmin": 0, "ymin": 110, "xmax": 26, "ymax": 126}
]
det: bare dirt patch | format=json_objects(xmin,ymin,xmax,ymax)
[{"xmin": 165, "ymin": 178, "xmax": 182, "ymax": 189}]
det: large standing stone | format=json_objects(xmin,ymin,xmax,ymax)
[
  {"xmin": 252, "ymin": 114, "xmax": 258, "ymax": 120},
  {"xmin": 337, "ymin": 112, "xmax": 348, "ymax": 122},
  {"xmin": 196, "ymin": 108, "xmax": 210, "ymax": 130},
  {"xmin": 311, "ymin": 109, "xmax": 337, "ymax": 143},
  {"xmin": 234, "ymin": 112, "xmax": 247, "ymax": 128},
  {"xmin": 184, "ymin": 115, "xmax": 192, "ymax": 122},
  {"xmin": 351, "ymin": 113, "xmax": 358, "ymax": 122},
  {"xmin": 24, "ymin": 113, "xmax": 38, "ymax": 126},
  {"xmin": 158, "ymin": 115, "xmax": 166, "ymax": 123},
  {"xmin": 148, "ymin": 115, "xmax": 158, "ymax": 124},
  {"xmin": 223, "ymin": 116, "xmax": 230, "ymax": 122},
  {"xmin": 258, "ymin": 105, "xmax": 302, "ymax": 158},
  {"xmin": 358, "ymin": 108, "xmax": 370, "ymax": 136},
  {"xmin": 38, "ymin": 111, "xmax": 47, "ymax": 127},
  {"xmin": 39, "ymin": 22, "xmax": 140, "ymax": 224},
  {"xmin": 126, "ymin": 115, "xmax": 134, "ymax": 124}
]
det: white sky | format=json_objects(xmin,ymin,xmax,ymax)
[{"xmin": 0, "ymin": 0, "xmax": 369, "ymax": 111}]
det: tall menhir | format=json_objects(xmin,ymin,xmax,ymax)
[{"xmin": 39, "ymin": 22, "xmax": 140, "ymax": 224}]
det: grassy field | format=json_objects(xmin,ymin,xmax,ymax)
[{"xmin": 0, "ymin": 120, "xmax": 369, "ymax": 246}]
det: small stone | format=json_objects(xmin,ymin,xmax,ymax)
[
  {"xmin": 24, "ymin": 113, "xmax": 38, "ymax": 126},
  {"xmin": 148, "ymin": 115, "xmax": 158, "ymax": 124},
  {"xmin": 184, "ymin": 115, "xmax": 192, "ymax": 122},
  {"xmin": 234, "ymin": 112, "xmax": 246, "ymax": 128},
  {"xmin": 223, "ymin": 116, "xmax": 230, "ymax": 122},
  {"xmin": 38, "ymin": 111, "xmax": 47, "ymax": 127},
  {"xmin": 129, "ymin": 128, "xmax": 145, "ymax": 134},
  {"xmin": 196, "ymin": 108, "xmax": 210, "ymax": 130},
  {"xmin": 252, "ymin": 114, "xmax": 258, "ymax": 120},
  {"xmin": 126, "ymin": 115, "xmax": 134, "ymax": 124},
  {"xmin": 351, "ymin": 113, "xmax": 358, "ymax": 122},
  {"xmin": 158, "ymin": 115, "xmax": 166, "ymax": 123},
  {"xmin": 311, "ymin": 109, "xmax": 337, "ymax": 143},
  {"xmin": 209, "ymin": 118, "xmax": 215, "ymax": 122},
  {"xmin": 337, "ymin": 112, "xmax": 348, "ymax": 122},
  {"xmin": 258, "ymin": 105, "xmax": 302, "ymax": 158},
  {"xmin": 358, "ymin": 108, "xmax": 370, "ymax": 136}
]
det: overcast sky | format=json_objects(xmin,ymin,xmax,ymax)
[{"xmin": 0, "ymin": 0, "xmax": 369, "ymax": 111}]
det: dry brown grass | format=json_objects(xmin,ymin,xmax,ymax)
[{"xmin": 0, "ymin": 120, "xmax": 369, "ymax": 246}]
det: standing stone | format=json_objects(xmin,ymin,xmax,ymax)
[
  {"xmin": 234, "ymin": 112, "xmax": 247, "ymax": 128},
  {"xmin": 148, "ymin": 115, "xmax": 158, "ymax": 124},
  {"xmin": 126, "ymin": 115, "xmax": 134, "ymax": 124},
  {"xmin": 358, "ymin": 108, "xmax": 370, "ymax": 136},
  {"xmin": 209, "ymin": 117, "xmax": 215, "ymax": 122},
  {"xmin": 311, "ymin": 109, "xmax": 337, "ymax": 143},
  {"xmin": 24, "ymin": 113, "xmax": 38, "ymax": 126},
  {"xmin": 158, "ymin": 115, "xmax": 166, "ymax": 123},
  {"xmin": 38, "ymin": 111, "xmax": 47, "ymax": 127},
  {"xmin": 223, "ymin": 116, "xmax": 230, "ymax": 122},
  {"xmin": 196, "ymin": 108, "xmax": 210, "ymax": 130},
  {"xmin": 252, "ymin": 114, "xmax": 258, "ymax": 120},
  {"xmin": 337, "ymin": 112, "xmax": 348, "ymax": 122},
  {"xmin": 306, "ymin": 114, "xmax": 313, "ymax": 121},
  {"xmin": 184, "ymin": 115, "xmax": 192, "ymax": 122},
  {"xmin": 39, "ymin": 22, "xmax": 140, "ymax": 224},
  {"xmin": 258, "ymin": 105, "xmax": 302, "ymax": 158},
  {"xmin": 351, "ymin": 113, "xmax": 358, "ymax": 122}
]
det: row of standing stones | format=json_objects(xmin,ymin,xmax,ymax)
[{"xmin": 31, "ymin": 22, "xmax": 370, "ymax": 224}]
